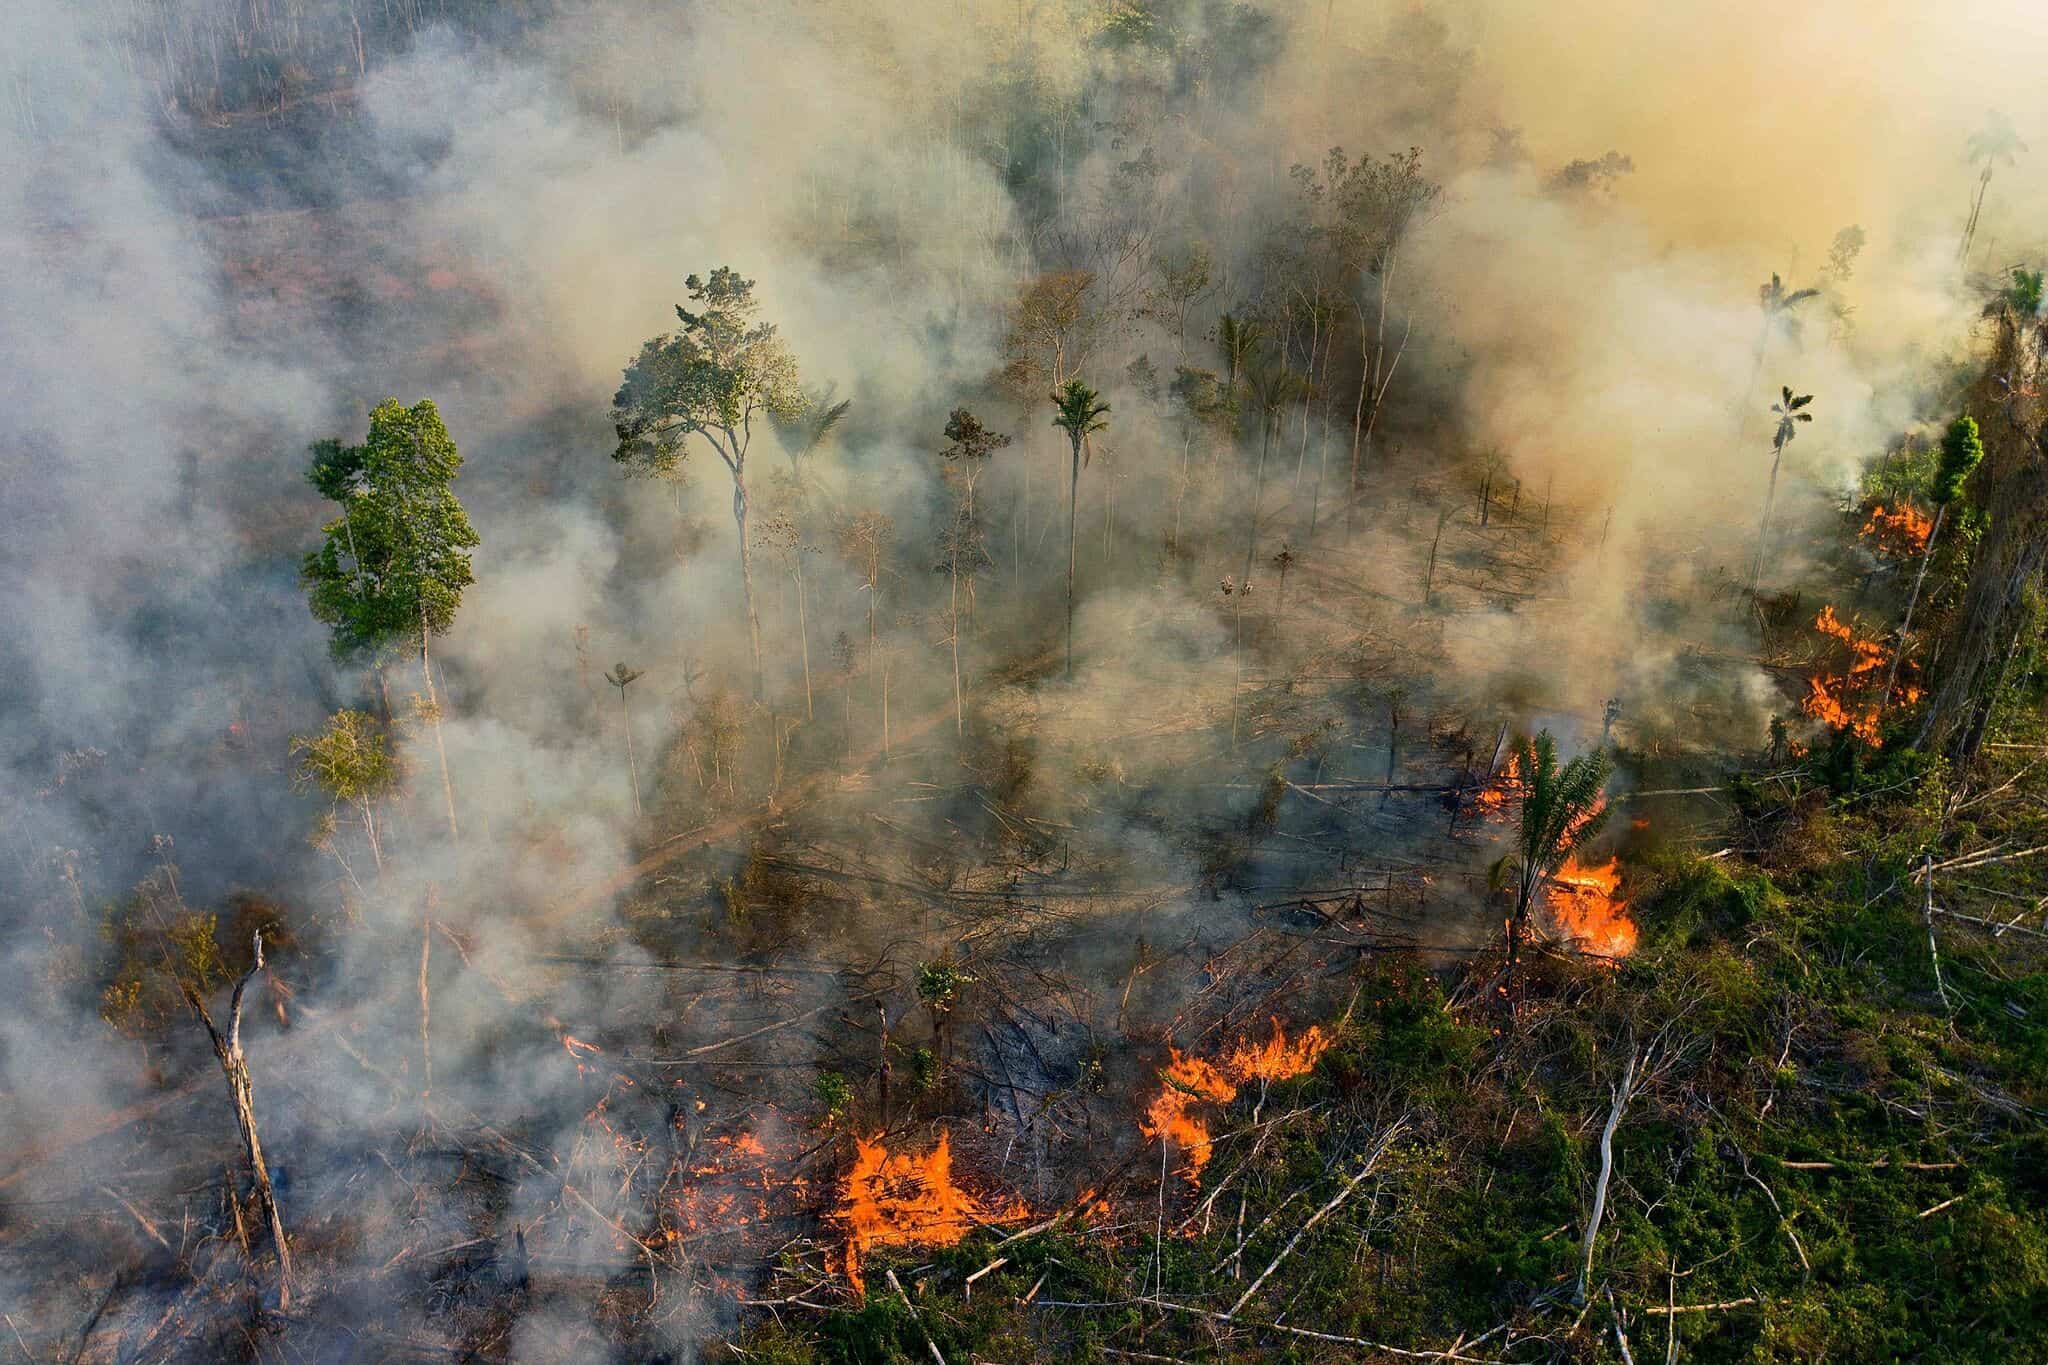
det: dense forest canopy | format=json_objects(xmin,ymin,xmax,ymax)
[{"xmin": 4, "ymin": 0, "xmax": 2048, "ymax": 1360}]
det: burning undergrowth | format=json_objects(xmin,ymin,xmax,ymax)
[
  {"xmin": 1861, "ymin": 502, "xmax": 1934, "ymax": 558},
  {"xmin": 1142, "ymin": 1018, "xmax": 1332, "ymax": 1186},
  {"xmin": 1545, "ymin": 856, "xmax": 1637, "ymax": 959},
  {"xmin": 834, "ymin": 1130, "xmax": 1032, "ymax": 1294},
  {"xmin": 1804, "ymin": 605, "xmax": 1918, "ymax": 745}
]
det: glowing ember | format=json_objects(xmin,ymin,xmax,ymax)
[
  {"xmin": 672, "ymin": 1129, "xmax": 808, "ymax": 1245},
  {"xmin": 561, "ymin": 1034, "xmax": 604, "ymax": 1076},
  {"xmin": 1544, "ymin": 856, "xmax": 1638, "ymax": 960},
  {"xmin": 1804, "ymin": 606, "xmax": 1916, "ymax": 745},
  {"xmin": 1860, "ymin": 502, "xmax": 1933, "ymax": 556},
  {"xmin": 837, "ymin": 1131, "xmax": 1028, "ymax": 1294}
]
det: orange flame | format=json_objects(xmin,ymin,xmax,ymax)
[
  {"xmin": 837, "ymin": 1131, "xmax": 1029, "ymax": 1294},
  {"xmin": 1804, "ymin": 606, "xmax": 1917, "ymax": 745},
  {"xmin": 1139, "ymin": 1050, "xmax": 1238, "ymax": 1183},
  {"xmin": 1223, "ymin": 1017, "xmax": 1332, "ymax": 1084},
  {"xmin": 1142, "ymin": 1020, "xmax": 1332, "ymax": 1186},
  {"xmin": 1471, "ymin": 750, "xmax": 1526, "ymax": 819},
  {"xmin": 1860, "ymin": 503, "xmax": 1933, "ymax": 556},
  {"xmin": 1545, "ymin": 856, "xmax": 1638, "ymax": 960}
]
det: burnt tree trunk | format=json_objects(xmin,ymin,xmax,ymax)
[
  {"xmin": 1918, "ymin": 311, "xmax": 2048, "ymax": 762},
  {"xmin": 182, "ymin": 931, "xmax": 292, "ymax": 1305}
]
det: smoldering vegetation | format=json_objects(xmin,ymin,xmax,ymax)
[{"xmin": 3, "ymin": 0, "xmax": 2046, "ymax": 1360}]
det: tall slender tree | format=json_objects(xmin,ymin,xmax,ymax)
[
  {"xmin": 936, "ymin": 410, "xmax": 1010, "ymax": 731},
  {"xmin": 1327, "ymin": 148, "xmax": 1439, "ymax": 523},
  {"xmin": 1239, "ymin": 354, "xmax": 1305, "ymax": 639},
  {"xmin": 605, "ymin": 663, "xmax": 647, "ymax": 818},
  {"xmin": 1051, "ymin": 379, "xmax": 1110, "ymax": 680},
  {"xmin": 1748, "ymin": 387, "xmax": 1815, "ymax": 595},
  {"xmin": 303, "ymin": 399, "xmax": 477, "ymax": 842},
  {"xmin": 613, "ymin": 268, "xmax": 806, "ymax": 702},
  {"xmin": 1960, "ymin": 111, "xmax": 2025, "ymax": 264},
  {"xmin": 1740, "ymin": 274, "xmax": 1820, "ymax": 422}
]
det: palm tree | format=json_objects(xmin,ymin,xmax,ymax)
[
  {"xmin": 1740, "ymin": 274, "xmax": 1820, "ymax": 421},
  {"xmin": 1961, "ymin": 111, "xmax": 2025, "ymax": 264},
  {"xmin": 1489, "ymin": 732, "xmax": 1613, "ymax": 989},
  {"xmin": 1051, "ymin": 379, "xmax": 1110, "ymax": 680},
  {"xmin": 770, "ymin": 383, "xmax": 852, "ymax": 473},
  {"xmin": 1748, "ymin": 387, "xmax": 1814, "ymax": 596},
  {"xmin": 605, "ymin": 662, "xmax": 646, "ymax": 819},
  {"xmin": 1884, "ymin": 416, "xmax": 1985, "ymax": 706}
]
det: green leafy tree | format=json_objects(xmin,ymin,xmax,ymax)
[
  {"xmin": 612, "ymin": 268, "xmax": 806, "ymax": 701},
  {"xmin": 916, "ymin": 957, "xmax": 973, "ymax": 1068},
  {"xmin": 291, "ymin": 709, "xmax": 399, "ymax": 882},
  {"xmin": 1748, "ymin": 387, "xmax": 1815, "ymax": 595},
  {"xmin": 2007, "ymin": 267, "xmax": 2045, "ymax": 317},
  {"xmin": 1885, "ymin": 416, "xmax": 1986, "ymax": 705},
  {"xmin": 302, "ymin": 399, "xmax": 476, "ymax": 841},
  {"xmin": 1489, "ymin": 731, "xmax": 1614, "ymax": 987},
  {"xmin": 768, "ymin": 382, "xmax": 852, "ymax": 497},
  {"xmin": 1051, "ymin": 379, "xmax": 1110, "ymax": 680}
]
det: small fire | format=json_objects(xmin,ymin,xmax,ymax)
[
  {"xmin": 1142, "ymin": 1020, "xmax": 1332, "ymax": 1185},
  {"xmin": 1223, "ymin": 1017, "xmax": 1332, "ymax": 1084},
  {"xmin": 1139, "ymin": 1050, "xmax": 1238, "ymax": 1183},
  {"xmin": 1545, "ymin": 856, "xmax": 1637, "ymax": 960},
  {"xmin": 561, "ymin": 1034, "xmax": 603, "ymax": 1076},
  {"xmin": 1804, "ymin": 606, "xmax": 1916, "ymax": 745},
  {"xmin": 671, "ymin": 1129, "xmax": 808, "ymax": 1246},
  {"xmin": 1860, "ymin": 502, "xmax": 1933, "ymax": 556},
  {"xmin": 1470, "ymin": 750, "xmax": 1527, "ymax": 820},
  {"xmin": 837, "ymin": 1131, "xmax": 1029, "ymax": 1294}
]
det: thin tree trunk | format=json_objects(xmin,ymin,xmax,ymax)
[
  {"xmin": 1748, "ymin": 441, "xmax": 1787, "ymax": 596},
  {"xmin": 360, "ymin": 798, "xmax": 383, "ymax": 875},
  {"xmin": 1960, "ymin": 166, "xmax": 1993, "ymax": 264},
  {"xmin": 1292, "ymin": 312, "xmax": 1318, "ymax": 495},
  {"xmin": 1424, "ymin": 509, "xmax": 1446, "ymax": 604},
  {"xmin": 951, "ymin": 568, "xmax": 964, "ymax": 739},
  {"xmin": 619, "ymin": 686, "xmax": 642, "ymax": 819},
  {"xmin": 419, "ymin": 616, "xmax": 458, "ymax": 843},
  {"xmin": 796, "ymin": 563, "xmax": 813, "ymax": 720},
  {"xmin": 1240, "ymin": 413, "xmax": 1275, "ymax": 644},
  {"xmin": 1308, "ymin": 324, "xmax": 1335, "ymax": 541},
  {"xmin": 419, "ymin": 888, "xmax": 434, "ymax": 1114},
  {"xmin": 733, "ymin": 476, "xmax": 765, "ymax": 702},
  {"xmin": 1066, "ymin": 433, "xmax": 1081, "ymax": 680}
]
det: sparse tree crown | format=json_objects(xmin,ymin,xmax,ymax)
[{"xmin": 612, "ymin": 268, "xmax": 804, "ymax": 478}]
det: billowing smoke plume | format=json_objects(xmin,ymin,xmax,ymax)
[{"xmin": 2, "ymin": 0, "xmax": 2042, "ymax": 1353}]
